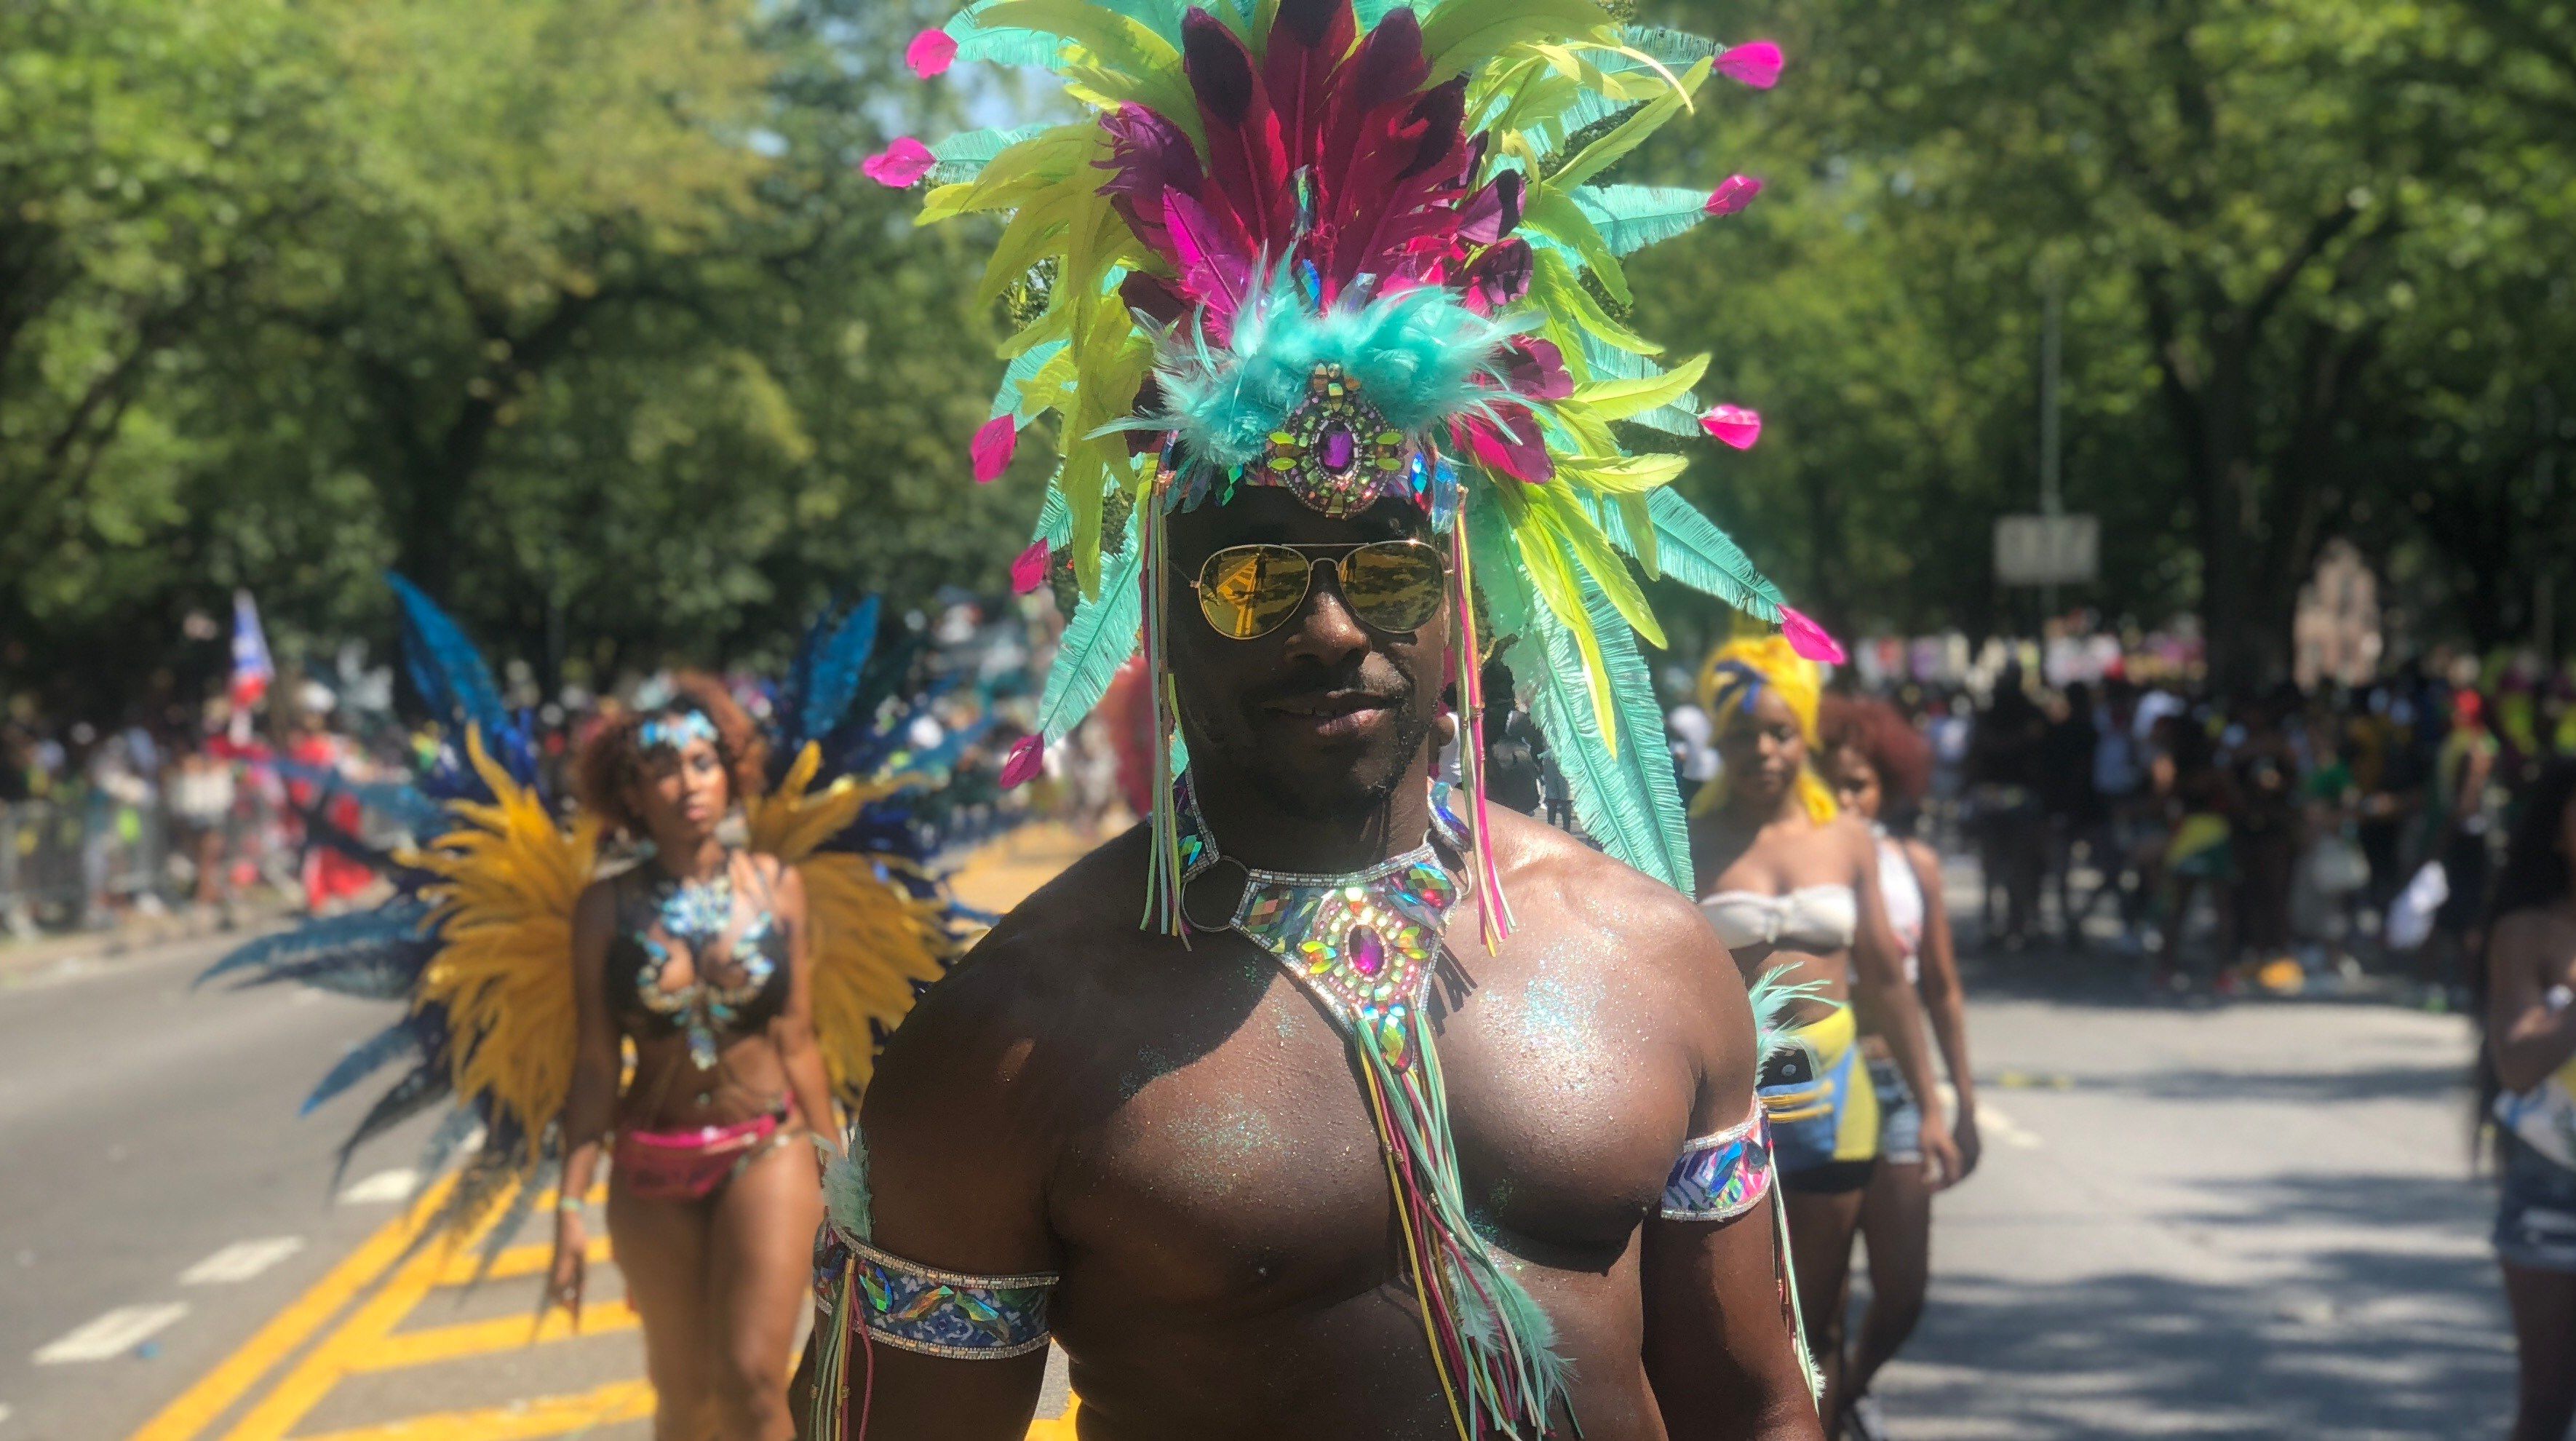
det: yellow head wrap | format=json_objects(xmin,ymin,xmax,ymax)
[{"xmin": 1692, "ymin": 635, "xmax": 1839, "ymax": 822}]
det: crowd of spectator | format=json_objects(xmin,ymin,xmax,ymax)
[{"xmin": 1698, "ymin": 654, "xmax": 2576, "ymax": 1001}]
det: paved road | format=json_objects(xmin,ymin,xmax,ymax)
[
  {"xmin": 0, "ymin": 865, "xmax": 2520, "ymax": 1440},
  {"xmin": 0, "ymin": 929, "xmax": 445, "ymax": 1440},
  {"xmin": 1873, "ymin": 965, "xmax": 2513, "ymax": 1438}
]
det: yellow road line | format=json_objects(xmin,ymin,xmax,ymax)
[
  {"xmin": 290, "ymin": 1379, "xmax": 656, "ymax": 1441},
  {"xmin": 434, "ymin": 1237, "xmax": 606, "ymax": 1287},
  {"xmin": 126, "ymin": 1175, "xmax": 461, "ymax": 1441},
  {"xmin": 218, "ymin": 1187, "xmax": 538, "ymax": 1441},
  {"xmin": 346, "ymin": 1302, "xmax": 640, "ymax": 1373}
]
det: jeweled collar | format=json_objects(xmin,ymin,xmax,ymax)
[{"xmin": 1172, "ymin": 774, "xmax": 1471, "ymax": 1060}]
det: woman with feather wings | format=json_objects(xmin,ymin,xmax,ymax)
[{"xmin": 204, "ymin": 579, "xmax": 973, "ymax": 1441}]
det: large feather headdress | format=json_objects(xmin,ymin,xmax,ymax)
[{"xmin": 878, "ymin": 0, "xmax": 1837, "ymax": 914}]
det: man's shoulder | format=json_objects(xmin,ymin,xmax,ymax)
[
  {"xmin": 1486, "ymin": 809, "xmax": 1721, "ymax": 973},
  {"xmin": 879, "ymin": 826, "xmax": 1151, "ymax": 1071}
]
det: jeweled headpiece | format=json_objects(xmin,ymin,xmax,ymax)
[{"xmin": 874, "ymin": 0, "xmax": 1840, "ymax": 911}]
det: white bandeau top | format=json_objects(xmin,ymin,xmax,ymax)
[
  {"xmin": 1698, "ymin": 884, "xmax": 1859, "ymax": 955},
  {"xmin": 1876, "ymin": 833, "xmax": 1925, "ymax": 985}
]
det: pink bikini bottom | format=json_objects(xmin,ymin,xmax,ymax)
[{"xmin": 614, "ymin": 1106, "xmax": 798, "ymax": 1202}]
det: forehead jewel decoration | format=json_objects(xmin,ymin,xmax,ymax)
[{"xmin": 640, "ymin": 710, "xmax": 720, "ymax": 753}]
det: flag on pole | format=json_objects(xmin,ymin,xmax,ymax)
[{"xmin": 230, "ymin": 589, "xmax": 274, "ymax": 711}]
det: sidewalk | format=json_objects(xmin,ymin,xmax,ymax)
[{"xmin": 0, "ymin": 897, "xmax": 293, "ymax": 987}]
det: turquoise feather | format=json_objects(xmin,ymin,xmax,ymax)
[
  {"xmin": 1572, "ymin": 183, "xmax": 1714, "ymax": 258},
  {"xmin": 1034, "ymin": 512, "xmax": 1142, "ymax": 743},
  {"xmin": 1590, "ymin": 489, "xmax": 1784, "ymax": 621},
  {"xmin": 1032, "ymin": 475, "xmax": 1072, "ymax": 545},
  {"xmin": 1519, "ymin": 577, "xmax": 1693, "ymax": 892},
  {"xmin": 1151, "ymin": 279, "xmax": 1519, "ymax": 470},
  {"xmin": 931, "ymin": 125, "xmax": 1050, "ymax": 186},
  {"xmin": 944, "ymin": 1, "xmax": 1068, "ymax": 68},
  {"xmin": 1744, "ymin": 972, "xmax": 1832, "ymax": 1068},
  {"xmin": 993, "ymin": 337, "xmax": 1068, "ymax": 422}
]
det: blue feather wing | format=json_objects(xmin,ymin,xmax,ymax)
[
  {"xmin": 388, "ymin": 573, "xmax": 539, "ymax": 794},
  {"xmin": 303, "ymin": 1019, "xmax": 423, "ymax": 1116},
  {"xmin": 198, "ymin": 899, "xmax": 436, "ymax": 993}
]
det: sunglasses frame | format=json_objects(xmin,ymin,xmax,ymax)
[{"xmin": 1187, "ymin": 539, "xmax": 1450, "ymax": 641}]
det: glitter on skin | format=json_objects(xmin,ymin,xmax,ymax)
[{"xmin": 1166, "ymin": 1091, "xmax": 1279, "ymax": 1167}]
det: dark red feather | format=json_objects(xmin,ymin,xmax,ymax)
[
  {"xmin": 1183, "ymin": 10, "xmax": 1292, "ymax": 258},
  {"xmin": 1262, "ymin": 0, "xmax": 1356, "ymax": 178}
]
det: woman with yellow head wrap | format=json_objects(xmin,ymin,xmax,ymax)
[
  {"xmin": 1687, "ymin": 632, "xmax": 1957, "ymax": 1427},
  {"xmin": 1693, "ymin": 635, "xmax": 1839, "ymax": 822}
]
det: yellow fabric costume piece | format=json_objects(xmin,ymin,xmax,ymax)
[
  {"xmin": 1757, "ymin": 1006, "xmax": 1880, "ymax": 1172},
  {"xmin": 1693, "ymin": 635, "xmax": 1839, "ymax": 823}
]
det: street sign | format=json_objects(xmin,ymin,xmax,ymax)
[{"xmin": 1995, "ymin": 514, "xmax": 2099, "ymax": 587}]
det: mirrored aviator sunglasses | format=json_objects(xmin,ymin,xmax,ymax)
[{"xmin": 1191, "ymin": 541, "xmax": 1447, "ymax": 641}]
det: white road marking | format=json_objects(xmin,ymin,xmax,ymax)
[
  {"xmin": 33, "ymin": 1303, "xmax": 188, "ymax": 1364},
  {"xmin": 1976, "ymin": 1100, "xmax": 2045, "ymax": 1149},
  {"xmin": 338, "ymin": 1168, "xmax": 419, "ymax": 1205},
  {"xmin": 179, "ymin": 1236, "xmax": 305, "ymax": 1286}
]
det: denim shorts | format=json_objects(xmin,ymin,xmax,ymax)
[
  {"xmin": 1867, "ymin": 1055, "xmax": 1925, "ymax": 1167},
  {"xmin": 2495, "ymin": 1131, "xmax": 2576, "ymax": 1274}
]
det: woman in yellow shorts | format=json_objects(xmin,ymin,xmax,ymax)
[{"xmin": 1690, "ymin": 636, "xmax": 1956, "ymax": 1425}]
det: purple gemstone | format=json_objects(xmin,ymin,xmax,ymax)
[
  {"xmin": 1348, "ymin": 924, "xmax": 1386, "ymax": 977},
  {"xmin": 1319, "ymin": 421, "xmax": 1357, "ymax": 472}
]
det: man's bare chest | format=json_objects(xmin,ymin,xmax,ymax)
[{"xmin": 1049, "ymin": 950, "xmax": 1693, "ymax": 1312}]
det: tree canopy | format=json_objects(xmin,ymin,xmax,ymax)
[{"xmin": 4, "ymin": 0, "xmax": 2569, "ymax": 718}]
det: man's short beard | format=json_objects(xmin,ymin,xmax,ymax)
[{"xmin": 1240, "ymin": 705, "xmax": 1436, "ymax": 821}]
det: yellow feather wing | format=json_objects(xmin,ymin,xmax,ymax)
[
  {"xmin": 745, "ymin": 742, "xmax": 963, "ymax": 1102},
  {"xmin": 405, "ymin": 729, "xmax": 598, "ymax": 1159}
]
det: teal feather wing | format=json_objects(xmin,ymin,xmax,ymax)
[
  {"xmin": 945, "ymin": 1, "xmax": 1069, "ymax": 68},
  {"xmin": 1590, "ymin": 489, "xmax": 1784, "ymax": 621},
  {"xmin": 1520, "ymin": 578, "xmax": 1693, "ymax": 892},
  {"xmin": 1033, "ymin": 514, "xmax": 1142, "ymax": 743},
  {"xmin": 1571, "ymin": 184, "xmax": 1712, "ymax": 258}
]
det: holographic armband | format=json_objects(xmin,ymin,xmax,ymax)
[
  {"xmin": 812, "ymin": 1223, "xmax": 1057, "ymax": 1360},
  {"xmin": 1660, "ymin": 1106, "xmax": 1776, "ymax": 1223}
]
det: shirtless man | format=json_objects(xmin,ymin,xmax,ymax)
[{"xmin": 800, "ymin": 485, "xmax": 1824, "ymax": 1440}]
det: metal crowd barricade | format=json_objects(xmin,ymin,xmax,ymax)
[{"xmin": 0, "ymin": 769, "xmax": 299, "ymax": 935}]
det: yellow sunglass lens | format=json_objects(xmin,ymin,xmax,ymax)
[
  {"xmin": 1341, "ymin": 546, "xmax": 1444, "ymax": 631},
  {"xmin": 1200, "ymin": 547, "xmax": 1311, "ymax": 640}
]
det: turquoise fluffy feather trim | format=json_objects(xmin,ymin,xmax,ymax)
[
  {"xmin": 1145, "ymin": 278, "xmax": 1521, "ymax": 470},
  {"xmin": 1744, "ymin": 972, "xmax": 1833, "ymax": 1068}
]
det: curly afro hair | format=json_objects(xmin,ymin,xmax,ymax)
[
  {"xmin": 1819, "ymin": 694, "xmax": 1933, "ymax": 808},
  {"xmin": 573, "ymin": 673, "xmax": 768, "ymax": 838}
]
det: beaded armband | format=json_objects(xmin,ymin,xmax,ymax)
[
  {"xmin": 1660, "ymin": 1105, "xmax": 1776, "ymax": 1223},
  {"xmin": 813, "ymin": 1223, "xmax": 1057, "ymax": 1360}
]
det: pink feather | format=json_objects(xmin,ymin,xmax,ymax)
[
  {"xmin": 971, "ymin": 416, "xmax": 1019, "ymax": 483},
  {"xmin": 1162, "ymin": 190, "xmax": 1252, "ymax": 322},
  {"xmin": 905, "ymin": 28, "xmax": 957, "ymax": 79},
  {"xmin": 1011, "ymin": 541, "xmax": 1049, "ymax": 595},
  {"xmin": 1781, "ymin": 607, "xmax": 1847, "ymax": 665},
  {"xmin": 1716, "ymin": 41, "xmax": 1784, "ymax": 89},
  {"xmin": 1701, "ymin": 404, "xmax": 1762, "ymax": 451},
  {"xmin": 860, "ymin": 138, "xmax": 934, "ymax": 187},
  {"xmin": 1704, "ymin": 174, "xmax": 1762, "ymax": 217},
  {"xmin": 999, "ymin": 735, "xmax": 1046, "ymax": 790}
]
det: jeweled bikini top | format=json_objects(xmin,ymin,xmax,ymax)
[{"xmin": 608, "ymin": 855, "xmax": 790, "ymax": 1070}]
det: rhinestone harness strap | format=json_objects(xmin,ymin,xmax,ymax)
[{"xmin": 1173, "ymin": 777, "xmax": 1571, "ymax": 1438}]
